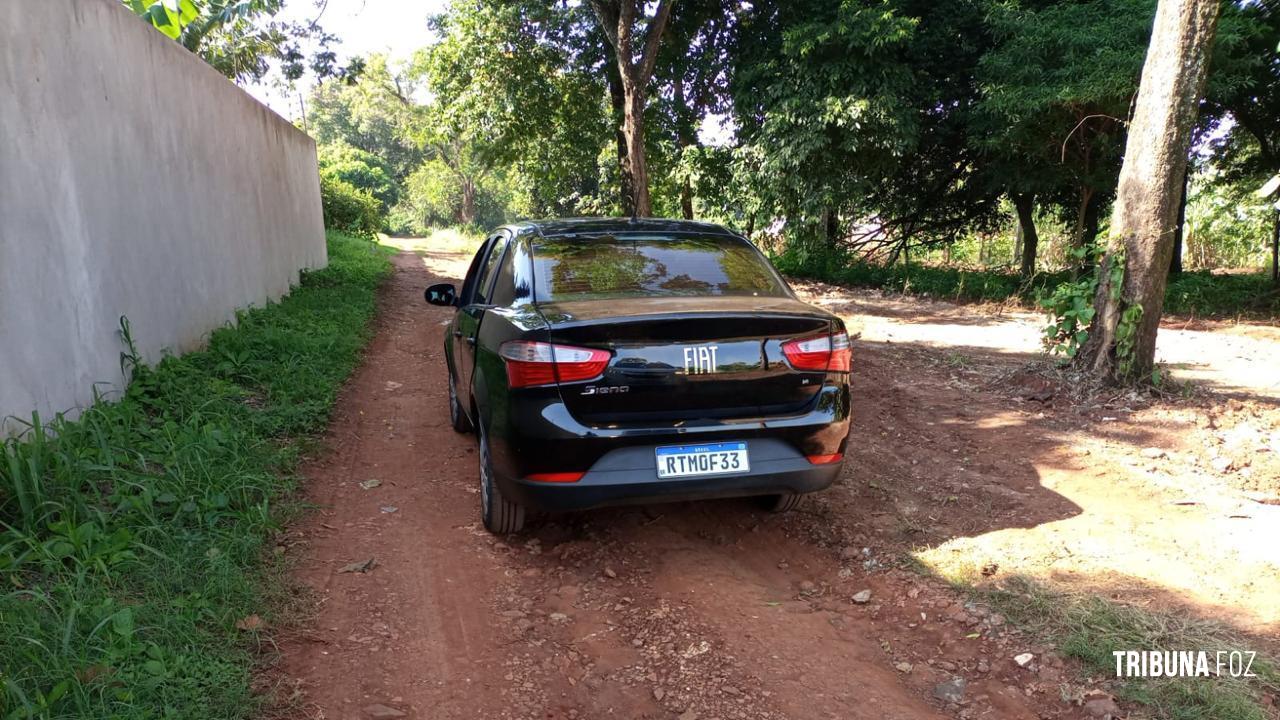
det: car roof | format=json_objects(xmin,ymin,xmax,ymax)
[{"xmin": 507, "ymin": 217, "xmax": 741, "ymax": 239}]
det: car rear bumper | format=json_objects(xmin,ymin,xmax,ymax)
[
  {"xmin": 500, "ymin": 451, "xmax": 842, "ymax": 512},
  {"xmin": 486, "ymin": 383, "xmax": 850, "ymax": 512}
]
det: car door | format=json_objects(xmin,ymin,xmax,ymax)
[{"xmin": 455, "ymin": 231, "xmax": 511, "ymax": 405}]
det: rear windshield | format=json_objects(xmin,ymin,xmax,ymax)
[{"xmin": 530, "ymin": 234, "xmax": 787, "ymax": 302}]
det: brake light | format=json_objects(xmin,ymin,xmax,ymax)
[
  {"xmin": 499, "ymin": 341, "xmax": 611, "ymax": 388},
  {"xmin": 806, "ymin": 453, "xmax": 844, "ymax": 465},
  {"xmin": 782, "ymin": 332, "xmax": 851, "ymax": 372},
  {"xmin": 525, "ymin": 471, "xmax": 585, "ymax": 483}
]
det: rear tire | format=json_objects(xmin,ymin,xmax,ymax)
[
  {"xmin": 762, "ymin": 493, "xmax": 803, "ymax": 513},
  {"xmin": 478, "ymin": 424, "xmax": 525, "ymax": 534},
  {"xmin": 448, "ymin": 371, "xmax": 472, "ymax": 434}
]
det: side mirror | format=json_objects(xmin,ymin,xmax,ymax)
[{"xmin": 424, "ymin": 283, "xmax": 458, "ymax": 307}]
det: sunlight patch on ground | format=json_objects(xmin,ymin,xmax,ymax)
[
  {"xmin": 794, "ymin": 282, "xmax": 1280, "ymax": 400},
  {"xmin": 974, "ymin": 413, "xmax": 1030, "ymax": 430},
  {"xmin": 913, "ymin": 450, "xmax": 1280, "ymax": 636},
  {"xmin": 380, "ymin": 228, "xmax": 483, "ymax": 255},
  {"xmin": 379, "ymin": 231, "xmax": 480, "ymax": 280}
]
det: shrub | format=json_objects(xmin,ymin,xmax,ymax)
[
  {"xmin": 317, "ymin": 143, "xmax": 399, "ymax": 211},
  {"xmin": 320, "ymin": 174, "xmax": 383, "ymax": 238}
]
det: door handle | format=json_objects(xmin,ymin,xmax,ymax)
[
  {"xmin": 453, "ymin": 330, "xmax": 462, "ymax": 338},
  {"xmin": 465, "ymin": 336, "xmax": 477, "ymax": 346}
]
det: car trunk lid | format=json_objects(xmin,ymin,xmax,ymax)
[{"xmin": 536, "ymin": 296, "xmax": 836, "ymax": 424}]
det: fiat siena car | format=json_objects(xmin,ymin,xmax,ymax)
[{"xmin": 425, "ymin": 218, "xmax": 851, "ymax": 533}]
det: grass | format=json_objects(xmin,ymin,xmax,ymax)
[
  {"xmin": 774, "ymin": 247, "xmax": 1280, "ymax": 318},
  {"xmin": 913, "ymin": 553, "xmax": 1280, "ymax": 720},
  {"xmin": 0, "ymin": 231, "xmax": 393, "ymax": 719}
]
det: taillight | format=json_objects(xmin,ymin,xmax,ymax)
[
  {"xmin": 782, "ymin": 332, "xmax": 851, "ymax": 372},
  {"xmin": 499, "ymin": 341, "xmax": 611, "ymax": 388},
  {"xmin": 806, "ymin": 453, "xmax": 844, "ymax": 465},
  {"xmin": 524, "ymin": 471, "xmax": 585, "ymax": 483}
]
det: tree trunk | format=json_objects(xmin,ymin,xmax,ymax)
[
  {"xmin": 1272, "ymin": 210, "xmax": 1279, "ymax": 284},
  {"xmin": 459, "ymin": 179, "xmax": 477, "ymax": 225},
  {"xmin": 621, "ymin": 84, "xmax": 652, "ymax": 216},
  {"xmin": 606, "ymin": 68, "xmax": 634, "ymax": 216},
  {"xmin": 1081, "ymin": 190, "xmax": 1103, "ymax": 248},
  {"xmin": 1012, "ymin": 192, "xmax": 1039, "ymax": 277},
  {"xmin": 1075, "ymin": 189, "xmax": 1105, "ymax": 276},
  {"xmin": 1077, "ymin": 0, "xmax": 1220, "ymax": 383},
  {"xmin": 674, "ymin": 76, "xmax": 696, "ymax": 220},
  {"xmin": 1170, "ymin": 167, "xmax": 1189, "ymax": 276},
  {"xmin": 680, "ymin": 179, "xmax": 695, "ymax": 219},
  {"xmin": 590, "ymin": 0, "xmax": 674, "ymax": 218},
  {"xmin": 823, "ymin": 207, "xmax": 839, "ymax": 245}
]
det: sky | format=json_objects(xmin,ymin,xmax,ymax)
[{"xmin": 246, "ymin": 0, "xmax": 450, "ymax": 118}]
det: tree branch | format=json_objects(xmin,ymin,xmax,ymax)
[
  {"xmin": 588, "ymin": 1, "xmax": 622, "ymax": 59},
  {"xmin": 636, "ymin": 0, "xmax": 675, "ymax": 86}
]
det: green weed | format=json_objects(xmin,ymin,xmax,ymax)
[
  {"xmin": 916, "ymin": 565, "xmax": 1280, "ymax": 720},
  {"xmin": 0, "ymin": 232, "xmax": 392, "ymax": 719}
]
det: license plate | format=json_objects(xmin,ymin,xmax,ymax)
[{"xmin": 655, "ymin": 442, "xmax": 749, "ymax": 479}]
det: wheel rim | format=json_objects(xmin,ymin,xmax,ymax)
[{"xmin": 478, "ymin": 428, "xmax": 492, "ymax": 517}]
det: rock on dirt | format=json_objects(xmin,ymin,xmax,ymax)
[
  {"xmin": 338, "ymin": 558, "xmax": 376, "ymax": 574},
  {"xmin": 933, "ymin": 678, "xmax": 967, "ymax": 704},
  {"xmin": 363, "ymin": 703, "xmax": 407, "ymax": 719},
  {"xmin": 852, "ymin": 589, "xmax": 872, "ymax": 604},
  {"xmin": 1082, "ymin": 692, "xmax": 1121, "ymax": 719},
  {"xmin": 1014, "ymin": 652, "xmax": 1035, "ymax": 667}
]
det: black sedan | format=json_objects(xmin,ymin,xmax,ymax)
[{"xmin": 425, "ymin": 218, "xmax": 851, "ymax": 533}]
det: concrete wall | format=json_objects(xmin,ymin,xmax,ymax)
[{"xmin": 0, "ymin": 0, "xmax": 327, "ymax": 433}]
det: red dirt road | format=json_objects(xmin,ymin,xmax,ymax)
[{"xmin": 274, "ymin": 251, "xmax": 1119, "ymax": 720}]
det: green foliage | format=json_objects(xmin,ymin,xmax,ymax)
[
  {"xmin": 318, "ymin": 143, "xmax": 398, "ymax": 211},
  {"xmin": 417, "ymin": 1, "xmax": 613, "ymax": 217},
  {"xmin": 974, "ymin": 0, "xmax": 1148, "ymax": 182},
  {"xmin": 390, "ymin": 160, "xmax": 517, "ymax": 235},
  {"xmin": 125, "ymin": 0, "xmax": 199, "ymax": 40},
  {"xmin": 775, "ymin": 242, "xmax": 1067, "ymax": 303},
  {"xmin": 123, "ymin": 0, "xmax": 361, "ymax": 84},
  {"xmin": 1039, "ymin": 277, "xmax": 1097, "ymax": 360},
  {"xmin": 731, "ymin": 0, "xmax": 1009, "ymax": 255},
  {"xmin": 777, "ymin": 240, "xmax": 1279, "ymax": 319},
  {"xmin": 320, "ymin": 174, "xmax": 382, "ymax": 238},
  {"xmin": 0, "ymin": 233, "xmax": 392, "ymax": 719},
  {"xmin": 1115, "ymin": 302, "xmax": 1144, "ymax": 379},
  {"xmin": 1037, "ymin": 245, "xmax": 1112, "ymax": 362},
  {"xmin": 307, "ymin": 56, "xmax": 426, "ymax": 182},
  {"xmin": 1164, "ymin": 270, "xmax": 1280, "ymax": 316},
  {"xmin": 1185, "ymin": 160, "xmax": 1278, "ymax": 269}
]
